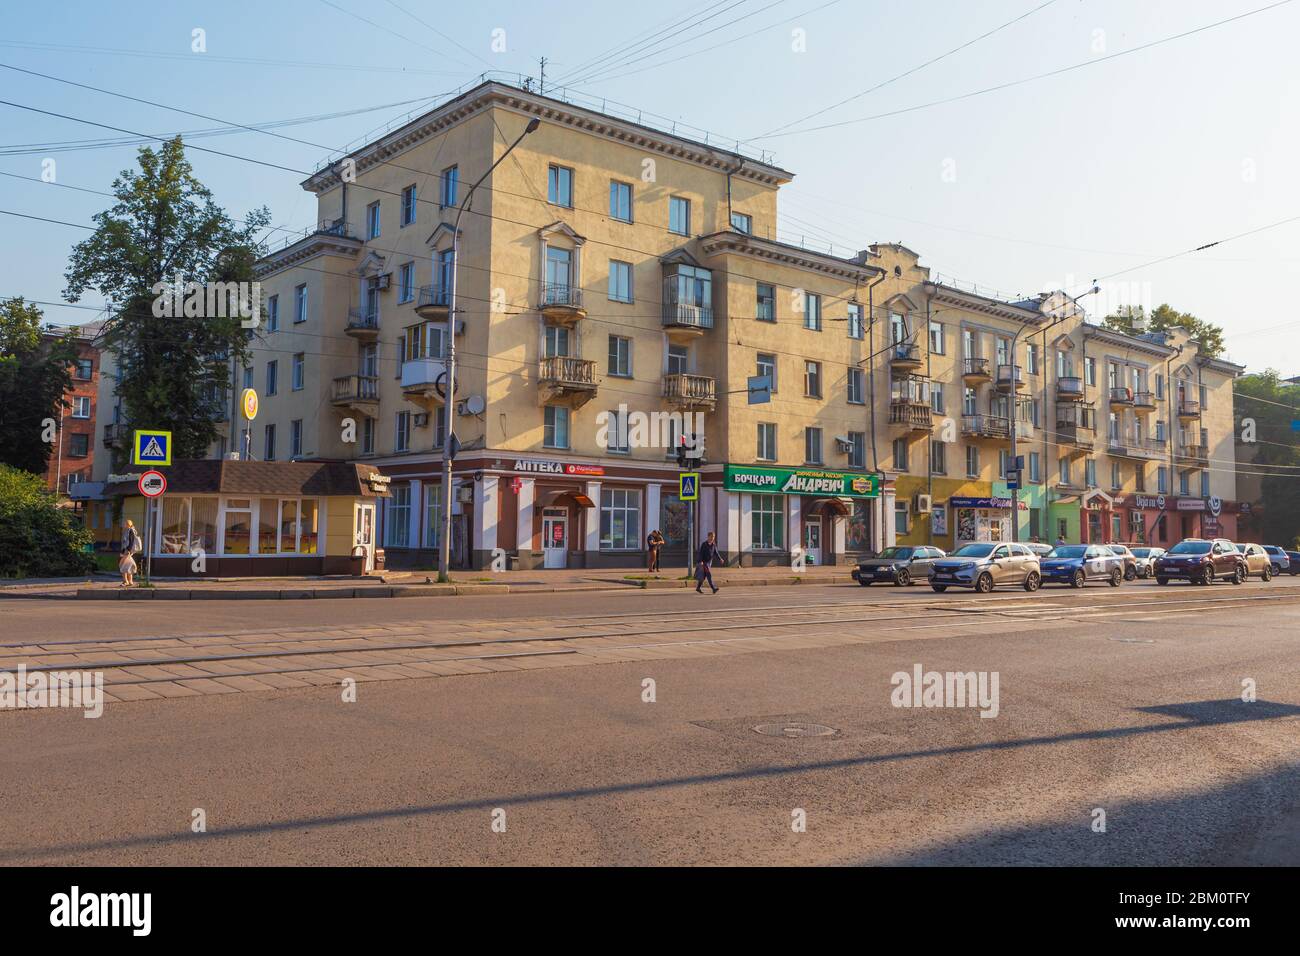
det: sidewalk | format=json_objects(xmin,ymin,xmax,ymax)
[{"xmin": 1, "ymin": 563, "xmax": 855, "ymax": 600}]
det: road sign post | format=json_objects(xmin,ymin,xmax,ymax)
[{"xmin": 139, "ymin": 470, "xmax": 166, "ymax": 583}]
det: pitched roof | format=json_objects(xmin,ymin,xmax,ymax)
[{"xmin": 106, "ymin": 459, "xmax": 390, "ymax": 497}]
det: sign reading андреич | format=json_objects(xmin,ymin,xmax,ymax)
[{"xmin": 723, "ymin": 465, "xmax": 879, "ymax": 498}]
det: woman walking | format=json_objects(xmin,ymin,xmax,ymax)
[{"xmin": 119, "ymin": 518, "xmax": 142, "ymax": 588}]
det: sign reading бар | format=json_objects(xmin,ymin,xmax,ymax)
[{"xmin": 723, "ymin": 465, "xmax": 879, "ymax": 498}]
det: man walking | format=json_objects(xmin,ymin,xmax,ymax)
[
  {"xmin": 646, "ymin": 529, "xmax": 665, "ymax": 573},
  {"xmin": 696, "ymin": 531, "xmax": 720, "ymax": 594}
]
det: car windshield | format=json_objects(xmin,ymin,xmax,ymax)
[
  {"xmin": 952, "ymin": 544, "xmax": 996, "ymax": 558},
  {"xmin": 1131, "ymin": 548, "xmax": 1154, "ymax": 557},
  {"xmin": 876, "ymin": 547, "xmax": 913, "ymax": 560},
  {"xmin": 1048, "ymin": 546, "xmax": 1087, "ymax": 559},
  {"xmin": 1169, "ymin": 541, "xmax": 1211, "ymax": 555}
]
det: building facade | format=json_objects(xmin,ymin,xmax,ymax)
[{"xmin": 44, "ymin": 322, "xmax": 101, "ymax": 493}]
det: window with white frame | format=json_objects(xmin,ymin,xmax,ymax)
[
  {"xmin": 398, "ymin": 262, "xmax": 415, "ymax": 302},
  {"xmin": 930, "ymin": 383, "xmax": 944, "ymax": 414},
  {"xmin": 605, "ymin": 408, "xmax": 629, "ymax": 453},
  {"xmin": 440, "ymin": 166, "xmax": 458, "ymax": 208},
  {"xmin": 1029, "ymin": 452, "xmax": 1041, "ymax": 482},
  {"xmin": 757, "ymin": 353, "xmax": 776, "ymax": 390},
  {"xmin": 266, "ymin": 295, "xmax": 278, "ymax": 332},
  {"xmin": 929, "ymin": 320, "xmax": 945, "ymax": 355},
  {"xmin": 931, "ymin": 440, "xmax": 946, "ymax": 474},
  {"xmin": 667, "ymin": 344, "xmax": 689, "ymax": 375},
  {"xmin": 757, "ymin": 422, "xmax": 777, "ymax": 461},
  {"xmin": 848, "ymin": 431, "xmax": 865, "ymax": 468},
  {"xmin": 893, "ymin": 437, "xmax": 908, "ymax": 470},
  {"xmin": 401, "ymin": 184, "xmax": 417, "ymax": 226},
  {"xmin": 804, "ymin": 360, "xmax": 822, "ymax": 397},
  {"xmin": 366, "ymin": 201, "xmax": 380, "ymax": 239},
  {"xmin": 71, "ymin": 396, "xmax": 91, "ymax": 418},
  {"xmin": 668, "ymin": 196, "xmax": 691, "ymax": 235},
  {"xmin": 290, "ymin": 419, "xmax": 302, "ymax": 458},
  {"xmin": 730, "ymin": 210, "xmax": 752, "ymax": 234},
  {"xmin": 847, "ymin": 302, "xmax": 864, "ymax": 339},
  {"xmin": 756, "ymin": 283, "xmax": 775, "ymax": 322},
  {"xmin": 544, "ymin": 405, "xmax": 569, "ymax": 448},
  {"xmin": 548, "ymin": 165, "xmax": 573, "ymax": 207},
  {"xmin": 294, "ymin": 284, "xmax": 307, "ymax": 323},
  {"xmin": 805, "ymin": 427, "xmax": 823, "ymax": 464},
  {"xmin": 609, "ymin": 180, "xmax": 632, "ymax": 222},
  {"xmin": 966, "ymin": 445, "xmax": 979, "ymax": 478},
  {"xmin": 395, "ymin": 411, "xmax": 410, "ymax": 452},
  {"xmin": 847, "ymin": 367, "xmax": 864, "ymax": 404},
  {"xmin": 607, "ymin": 335, "xmax": 631, "ymax": 377},
  {"xmin": 385, "ymin": 484, "xmax": 410, "ymax": 548},
  {"xmin": 804, "ymin": 292, "xmax": 822, "ymax": 331},
  {"xmin": 292, "ymin": 353, "xmax": 304, "ymax": 391},
  {"xmin": 600, "ymin": 488, "xmax": 641, "ymax": 550},
  {"xmin": 608, "ymin": 260, "xmax": 633, "ymax": 303}
]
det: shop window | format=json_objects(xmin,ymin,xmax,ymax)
[
  {"xmin": 752, "ymin": 494, "xmax": 784, "ymax": 550},
  {"xmin": 424, "ymin": 485, "xmax": 442, "ymax": 549},
  {"xmin": 386, "ymin": 484, "xmax": 411, "ymax": 548},
  {"xmin": 600, "ymin": 488, "xmax": 641, "ymax": 550}
]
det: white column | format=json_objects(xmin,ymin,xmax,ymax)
[
  {"xmin": 474, "ymin": 476, "xmax": 498, "ymax": 555},
  {"xmin": 871, "ymin": 497, "xmax": 884, "ymax": 553},
  {"xmin": 645, "ymin": 482, "xmax": 661, "ymax": 541},
  {"xmin": 584, "ymin": 480, "xmax": 601, "ymax": 554},
  {"xmin": 786, "ymin": 495, "xmax": 802, "ymax": 559},
  {"xmin": 516, "ymin": 478, "xmax": 535, "ymax": 553},
  {"xmin": 408, "ymin": 479, "xmax": 422, "ymax": 549},
  {"xmin": 739, "ymin": 493, "xmax": 753, "ymax": 560},
  {"xmin": 719, "ymin": 490, "xmax": 739, "ymax": 563},
  {"xmin": 883, "ymin": 489, "xmax": 897, "ymax": 549},
  {"xmin": 698, "ymin": 485, "xmax": 716, "ymax": 540},
  {"xmin": 833, "ymin": 512, "xmax": 847, "ymax": 554}
]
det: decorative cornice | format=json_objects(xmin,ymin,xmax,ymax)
[
  {"xmin": 698, "ymin": 230, "xmax": 882, "ymax": 283},
  {"xmin": 1082, "ymin": 324, "xmax": 1175, "ymax": 359},
  {"xmin": 254, "ymin": 233, "xmax": 362, "ymax": 278},
  {"xmin": 925, "ymin": 283, "xmax": 1044, "ymax": 325}
]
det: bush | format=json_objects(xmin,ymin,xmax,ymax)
[{"xmin": 0, "ymin": 464, "xmax": 95, "ymax": 578}]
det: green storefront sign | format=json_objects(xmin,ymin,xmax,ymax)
[{"xmin": 724, "ymin": 464, "xmax": 880, "ymax": 498}]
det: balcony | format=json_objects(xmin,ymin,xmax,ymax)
[
  {"xmin": 415, "ymin": 284, "xmax": 450, "ymax": 319},
  {"xmin": 890, "ymin": 401, "xmax": 933, "ymax": 431},
  {"xmin": 662, "ymin": 373, "xmax": 716, "ymax": 410},
  {"xmin": 1109, "ymin": 386, "xmax": 1134, "ymax": 409},
  {"xmin": 1133, "ymin": 390, "xmax": 1157, "ymax": 411},
  {"xmin": 995, "ymin": 364, "xmax": 1024, "ymax": 391},
  {"xmin": 1056, "ymin": 406, "xmax": 1095, "ymax": 454},
  {"xmin": 1108, "ymin": 436, "xmax": 1166, "ymax": 460},
  {"xmin": 1176, "ymin": 443, "xmax": 1209, "ymax": 464},
  {"xmin": 962, "ymin": 414, "xmax": 1010, "ymax": 440},
  {"xmin": 539, "ymin": 284, "xmax": 586, "ymax": 326},
  {"xmin": 1177, "ymin": 399, "xmax": 1201, "ymax": 422},
  {"xmin": 961, "ymin": 357, "xmax": 991, "ymax": 384},
  {"xmin": 661, "ymin": 302, "xmax": 714, "ymax": 341},
  {"xmin": 888, "ymin": 342, "xmax": 923, "ymax": 372},
  {"xmin": 1056, "ymin": 376, "xmax": 1085, "ymax": 401},
  {"xmin": 400, "ymin": 355, "xmax": 450, "ymax": 404},
  {"xmin": 539, "ymin": 355, "xmax": 598, "ymax": 408},
  {"xmin": 345, "ymin": 308, "xmax": 380, "ymax": 342},
  {"xmin": 331, "ymin": 375, "xmax": 380, "ymax": 414},
  {"xmin": 102, "ymin": 423, "xmax": 129, "ymax": 449}
]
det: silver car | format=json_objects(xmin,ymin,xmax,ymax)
[
  {"xmin": 1129, "ymin": 546, "xmax": 1166, "ymax": 578},
  {"xmin": 929, "ymin": 542, "xmax": 1042, "ymax": 594}
]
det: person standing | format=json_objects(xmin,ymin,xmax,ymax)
[
  {"xmin": 696, "ymin": 531, "xmax": 720, "ymax": 594},
  {"xmin": 1055, "ymin": 533, "xmax": 1067, "ymax": 548},
  {"xmin": 119, "ymin": 518, "xmax": 142, "ymax": 587},
  {"xmin": 646, "ymin": 529, "xmax": 665, "ymax": 572}
]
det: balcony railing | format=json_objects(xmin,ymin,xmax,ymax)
[
  {"xmin": 332, "ymin": 374, "xmax": 379, "ymax": 404},
  {"xmin": 416, "ymin": 285, "xmax": 450, "ymax": 310},
  {"xmin": 102, "ymin": 423, "xmax": 129, "ymax": 447},
  {"xmin": 1178, "ymin": 399, "xmax": 1201, "ymax": 418},
  {"xmin": 1177, "ymin": 443, "xmax": 1209, "ymax": 462},
  {"xmin": 890, "ymin": 375, "xmax": 930, "ymax": 406},
  {"xmin": 962, "ymin": 357, "xmax": 990, "ymax": 379},
  {"xmin": 961, "ymin": 414, "xmax": 1010, "ymax": 439},
  {"xmin": 662, "ymin": 302, "xmax": 714, "ymax": 330},
  {"xmin": 889, "ymin": 342, "xmax": 922, "ymax": 368},
  {"xmin": 1109, "ymin": 435, "xmax": 1165, "ymax": 459},
  {"xmin": 1109, "ymin": 386, "xmax": 1134, "ymax": 405},
  {"xmin": 996, "ymin": 364, "xmax": 1023, "ymax": 389},
  {"xmin": 346, "ymin": 307, "xmax": 379, "ymax": 332},
  {"xmin": 539, "ymin": 355, "xmax": 597, "ymax": 387},
  {"xmin": 663, "ymin": 373, "xmax": 716, "ymax": 406},
  {"xmin": 1057, "ymin": 376, "xmax": 1085, "ymax": 400},
  {"xmin": 890, "ymin": 402, "xmax": 933, "ymax": 429},
  {"xmin": 1133, "ymin": 390, "xmax": 1156, "ymax": 408},
  {"xmin": 540, "ymin": 284, "xmax": 583, "ymax": 309}
]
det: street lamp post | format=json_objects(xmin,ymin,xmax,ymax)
[{"xmin": 438, "ymin": 116, "xmax": 540, "ymax": 582}]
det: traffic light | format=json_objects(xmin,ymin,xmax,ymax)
[{"xmin": 676, "ymin": 433, "xmax": 705, "ymax": 468}]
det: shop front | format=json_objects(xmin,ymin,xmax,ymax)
[{"xmin": 947, "ymin": 495, "xmax": 1029, "ymax": 549}]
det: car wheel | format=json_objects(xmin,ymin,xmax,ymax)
[
  {"xmin": 1199, "ymin": 568, "xmax": 1213, "ymax": 586},
  {"xmin": 931, "ymin": 584, "xmax": 948, "ymax": 593},
  {"xmin": 895, "ymin": 568, "xmax": 910, "ymax": 587},
  {"xmin": 857, "ymin": 578, "xmax": 871, "ymax": 587},
  {"xmin": 1156, "ymin": 576, "xmax": 1169, "ymax": 585},
  {"xmin": 1070, "ymin": 569, "xmax": 1086, "ymax": 589},
  {"xmin": 1124, "ymin": 566, "xmax": 1136, "ymax": 581},
  {"xmin": 1023, "ymin": 571, "xmax": 1041, "ymax": 592},
  {"xmin": 1262, "ymin": 565, "xmax": 1273, "ymax": 582},
  {"xmin": 1109, "ymin": 568, "xmax": 1122, "ymax": 587},
  {"xmin": 1232, "ymin": 565, "xmax": 1246, "ymax": 585},
  {"xmin": 975, "ymin": 572, "xmax": 994, "ymax": 594}
]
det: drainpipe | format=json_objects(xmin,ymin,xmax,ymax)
[
  {"xmin": 724, "ymin": 160, "xmax": 744, "ymax": 231},
  {"xmin": 867, "ymin": 271, "xmax": 887, "ymax": 552},
  {"xmin": 924, "ymin": 292, "xmax": 934, "ymax": 546}
]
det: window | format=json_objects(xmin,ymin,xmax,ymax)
[
  {"xmin": 1199, "ymin": 384, "xmax": 1208, "ymax": 409},
  {"xmin": 395, "ymin": 411, "xmax": 410, "ymax": 452},
  {"xmin": 1055, "ymin": 349, "xmax": 1069, "ymax": 378},
  {"xmin": 963, "ymin": 387, "xmax": 977, "ymax": 416},
  {"xmin": 804, "ymin": 360, "xmax": 822, "ymax": 397},
  {"xmin": 401, "ymin": 184, "xmax": 417, "ymax": 225},
  {"xmin": 294, "ymin": 284, "xmax": 307, "ymax": 323},
  {"xmin": 545, "ymin": 246, "xmax": 573, "ymax": 295},
  {"xmin": 600, "ymin": 489, "xmax": 641, "ymax": 550},
  {"xmin": 930, "ymin": 383, "xmax": 945, "ymax": 414},
  {"xmin": 362, "ymin": 416, "xmax": 374, "ymax": 455},
  {"xmin": 1084, "ymin": 356, "xmax": 1096, "ymax": 386},
  {"xmin": 71, "ymin": 396, "xmax": 91, "ymax": 418},
  {"xmin": 1026, "ymin": 343, "xmax": 1039, "ymax": 375},
  {"xmin": 290, "ymin": 419, "xmax": 302, "ymax": 458},
  {"xmin": 1157, "ymin": 466, "xmax": 1169, "ymax": 493},
  {"xmin": 1135, "ymin": 466, "xmax": 1146, "ymax": 492},
  {"xmin": 966, "ymin": 445, "xmax": 979, "ymax": 478},
  {"xmin": 752, "ymin": 494, "xmax": 784, "ymax": 550},
  {"xmin": 608, "ymin": 260, "xmax": 633, "ymax": 303},
  {"xmin": 998, "ymin": 449, "xmax": 1009, "ymax": 479},
  {"xmin": 1029, "ymin": 400, "xmax": 1040, "ymax": 427},
  {"xmin": 893, "ymin": 437, "xmax": 908, "ymax": 470},
  {"xmin": 804, "ymin": 292, "xmax": 822, "ymax": 331},
  {"xmin": 548, "ymin": 165, "xmax": 573, "ymax": 207},
  {"xmin": 931, "ymin": 440, "xmax": 946, "ymax": 474},
  {"xmin": 264, "ymin": 423, "xmax": 276, "ymax": 461},
  {"xmin": 423, "ymin": 484, "xmax": 442, "ymax": 548},
  {"xmin": 1111, "ymin": 461, "xmax": 1121, "ymax": 489},
  {"xmin": 544, "ymin": 405, "xmax": 569, "ymax": 448},
  {"xmin": 75, "ymin": 357, "xmax": 93, "ymax": 380},
  {"xmin": 995, "ymin": 336, "xmax": 1010, "ymax": 367},
  {"xmin": 1155, "ymin": 373, "xmax": 1165, "ymax": 399},
  {"xmin": 667, "ymin": 344, "xmax": 689, "ymax": 375},
  {"xmin": 1200, "ymin": 471, "xmax": 1210, "ymax": 497},
  {"xmin": 1086, "ymin": 458, "xmax": 1097, "ymax": 487},
  {"xmin": 440, "ymin": 166, "xmax": 458, "ymax": 208},
  {"xmin": 608, "ymin": 335, "xmax": 631, "ymax": 377},
  {"xmin": 847, "ymin": 367, "xmax": 864, "ymax": 404},
  {"xmin": 266, "ymin": 360, "xmax": 278, "ymax": 396},
  {"xmin": 669, "ymin": 196, "xmax": 691, "ymax": 235},
  {"xmin": 848, "ymin": 431, "xmax": 865, "ymax": 468},
  {"xmin": 757, "ymin": 422, "xmax": 777, "ymax": 461},
  {"xmin": 962, "ymin": 328, "xmax": 976, "ymax": 358},
  {"xmin": 69, "ymin": 433, "xmax": 89, "ymax": 458},
  {"xmin": 929, "ymin": 321, "xmax": 945, "ymax": 355},
  {"xmin": 605, "ymin": 408, "xmax": 629, "ymax": 453},
  {"xmin": 1029, "ymin": 452, "xmax": 1041, "ymax": 482},
  {"xmin": 756, "ymin": 283, "xmax": 775, "ymax": 322},
  {"xmin": 398, "ymin": 262, "xmax": 415, "ymax": 302},
  {"xmin": 805, "ymin": 427, "xmax": 823, "ymax": 464},
  {"xmin": 266, "ymin": 295, "xmax": 279, "ymax": 332},
  {"xmin": 436, "ymin": 247, "xmax": 454, "ymax": 296},
  {"xmin": 291, "ymin": 353, "xmax": 304, "ymax": 391},
  {"xmin": 889, "ymin": 312, "xmax": 907, "ymax": 344},
  {"xmin": 366, "ymin": 201, "xmax": 380, "ymax": 239},
  {"xmin": 847, "ymin": 302, "xmax": 864, "ymax": 339},
  {"xmin": 609, "ymin": 180, "xmax": 632, "ymax": 222},
  {"xmin": 543, "ymin": 324, "xmax": 570, "ymax": 358},
  {"xmin": 895, "ymin": 501, "xmax": 909, "ymax": 535},
  {"xmin": 243, "ymin": 366, "xmax": 254, "ymax": 389},
  {"xmin": 730, "ymin": 210, "xmax": 752, "ymax": 234},
  {"xmin": 1059, "ymin": 457, "xmax": 1071, "ymax": 484},
  {"xmin": 1179, "ymin": 470, "xmax": 1190, "ymax": 495},
  {"xmin": 1156, "ymin": 419, "xmax": 1167, "ymax": 442},
  {"xmin": 385, "ymin": 484, "xmax": 410, "ymax": 548},
  {"xmin": 757, "ymin": 353, "xmax": 776, "ymax": 391}
]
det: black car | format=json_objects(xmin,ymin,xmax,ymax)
[
  {"xmin": 1287, "ymin": 551, "xmax": 1300, "ymax": 575},
  {"xmin": 852, "ymin": 545, "xmax": 945, "ymax": 586}
]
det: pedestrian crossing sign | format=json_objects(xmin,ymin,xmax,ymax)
[
  {"xmin": 132, "ymin": 429, "xmax": 172, "ymax": 467},
  {"xmin": 679, "ymin": 472, "xmax": 700, "ymax": 501}
]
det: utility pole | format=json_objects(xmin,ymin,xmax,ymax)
[{"xmin": 539, "ymin": 57, "xmax": 547, "ymax": 95}]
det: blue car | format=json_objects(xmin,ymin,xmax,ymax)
[
  {"xmin": 1287, "ymin": 551, "xmax": 1300, "ymax": 576},
  {"xmin": 1040, "ymin": 544, "xmax": 1126, "ymax": 588}
]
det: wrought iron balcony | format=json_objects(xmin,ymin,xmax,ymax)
[
  {"xmin": 345, "ymin": 307, "xmax": 380, "ymax": 340},
  {"xmin": 1109, "ymin": 386, "xmax": 1134, "ymax": 407},
  {"xmin": 415, "ymin": 284, "xmax": 451, "ymax": 317},
  {"xmin": 962, "ymin": 357, "xmax": 991, "ymax": 381},
  {"xmin": 995, "ymin": 364, "xmax": 1024, "ymax": 390},
  {"xmin": 1056, "ymin": 376, "xmax": 1085, "ymax": 401},
  {"xmin": 1177, "ymin": 399, "xmax": 1201, "ymax": 420},
  {"xmin": 888, "ymin": 342, "xmax": 923, "ymax": 371}
]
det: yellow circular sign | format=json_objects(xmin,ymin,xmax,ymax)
[{"xmin": 241, "ymin": 388, "xmax": 259, "ymax": 421}]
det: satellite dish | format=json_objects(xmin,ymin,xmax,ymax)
[{"xmin": 464, "ymin": 394, "xmax": 486, "ymax": 415}]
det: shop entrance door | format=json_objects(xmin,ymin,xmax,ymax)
[
  {"xmin": 804, "ymin": 521, "xmax": 822, "ymax": 566},
  {"xmin": 1087, "ymin": 510, "xmax": 1103, "ymax": 543},
  {"xmin": 354, "ymin": 503, "xmax": 376, "ymax": 572},
  {"xmin": 542, "ymin": 509, "xmax": 568, "ymax": 569}
]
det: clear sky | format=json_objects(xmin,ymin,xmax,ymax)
[{"xmin": 2, "ymin": 0, "xmax": 1297, "ymax": 372}]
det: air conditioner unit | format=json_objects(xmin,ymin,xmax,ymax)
[
  {"xmin": 456, "ymin": 485, "xmax": 474, "ymax": 503},
  {"xmin": 375, "ymin": 273, "xmax": 391, "ymax": 290},
  {"xmin": 914, "ymin": 493, "xmax": 933, "ymax": 513},
  {"xmin": 412, "ymin": 412, "xmax": 429, "ymax": 428},
  {"xmin": 834, "ymin": 436, "xmax": 854, "ymax": 453}
]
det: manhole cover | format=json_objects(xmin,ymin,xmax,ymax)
[{"xmin": 752, "ymin": 721, "xmax": 837, "ymax": 738}]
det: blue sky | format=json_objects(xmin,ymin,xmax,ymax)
[{"xmin": 2, "ymin": 0, "xmax": 1297, "ymax": 371}]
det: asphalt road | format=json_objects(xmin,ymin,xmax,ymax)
[{"xmin": 4, "ymin": 577, "xmax": 1300, "ymax": 865}]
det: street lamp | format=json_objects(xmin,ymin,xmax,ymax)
[{"xmin": 437, "ymin": 116, "xmax": 541, "ymax": 582}]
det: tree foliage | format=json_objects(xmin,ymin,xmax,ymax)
[
  {"xmin": 0, "ymin": 297, "xmax": 76, "ymax": 475},
  {"xmin": 1102, "ymin": 303, "xmax": 1226, "ymax": 358},
  {"xmin": 1234, "ymin": 370, "xmax": 1300, "ymax": 548},
  {"xmin": 0, "ymin": 464, "xmax": 94, "ymax": 578},
  {"xmin": 63, "ymin": 137, "xmax": 270, "ymax": 464}
]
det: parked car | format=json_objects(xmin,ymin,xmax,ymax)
[
  {"xmin": 1105, "ymin": 544, "xmax": 1139, "ymax": 580},
  {"xmin": 1153, "ymin": 538, "xmax": 1246, "ymax": 585},
  {"xmin": 1234, "ymin": 543, "xmax": 1274, "ymax": 581},
  {"xmin": 852, "ymin": 545, "xmax": 945, "ymax": 586},
  {"xmin": 929, "ymin": 542, "xmax": 1041, "ymax": 593},
  {"xmin": 1285, "ymin": 550, "xmax": 1300, "ymax": 575},
  {"xmin": 1128, "ymin": 546, "xmax": 1166, "ymax": 579},
  {"xmin": 1025, "ymin": 542, "xmax": 1054, "ymax": 557},
  {"xmin": 1040, "ymin": 544, "xmax": 1125, "ymax": 588},
  {"xmin": 1262, "ymin": 545, "xmax": 1291, "ymax": 575}
]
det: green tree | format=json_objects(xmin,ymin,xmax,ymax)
[
  {"xmin": 63, "ymin": 136, "xmax": 270, "ymax": 465},
  {"xmin": 1102, "ymin": 303, "xmax": 1226, "ymax": 358},
  {"xmin": 0, "ymin": 297, "xmax": 76, "ymax": 475},
  {"xmin": 1234, "ymin": 370, "xmax": 1300, "ymax": 548},
  {"xmin": 0, "ymin": 464, "xmax": 94, "ymax": 577}
]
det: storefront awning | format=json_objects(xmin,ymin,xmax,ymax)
[{"xmin": 544, "ymin": 490, "xmax": 595, "ymax": 509}]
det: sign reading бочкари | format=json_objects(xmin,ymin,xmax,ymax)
[{"xmin": 723, "ymin": 464, "xmax": 879, "ymax": 498}]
